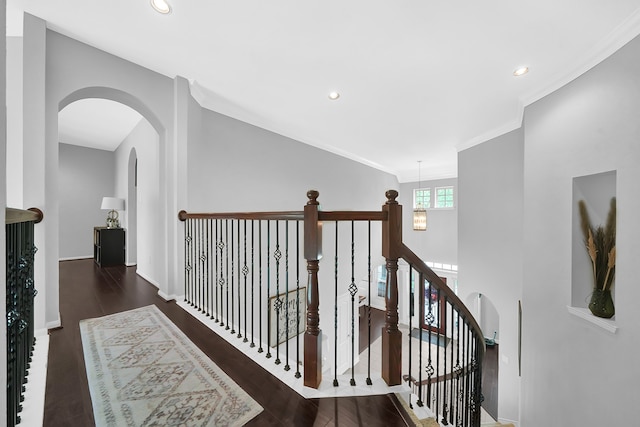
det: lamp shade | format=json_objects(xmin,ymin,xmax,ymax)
[{"xmin": 101, "ymin": 197, "xmax": 125, "ymax": 211}]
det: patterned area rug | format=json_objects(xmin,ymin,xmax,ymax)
[{"xmin": 80, "ymin": 305, "xmax": 263, "ymax": 426}]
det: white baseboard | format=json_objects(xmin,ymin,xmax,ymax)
[
  {"xmin": 499, "ymin": 417, "xmax": 519, "ymax": 426},
  {"xmin": 157, "ymin": 290, "xmax": 177, "ymax": 301},
  {"xmin": 59, "ymin": 256, "xmax": 92, "ymax": 261},
  {"xmin": 46, "ymin": 313, "xmax": 61, "ymax": 330},
  {"xmin": 136, "ymin": 269, "xmax": 159, "ymax": 288},
  {"xmin": 20, "ymin": 334, "xmax": 49, "ymax": 427}
]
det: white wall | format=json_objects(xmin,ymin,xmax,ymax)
[
  {"xmin": 458, "ymin": 127, "xmax": 524, "ymax": 424},
  {"xmin": 114, "ymin": 119, "xmax": 160, "ymax": 285},
  {"xmin": 6, "ymin": 36, "xmax": 22, "ymax": 207},
  {"xmin": 399, "ymin": 178, "xmax": 458, "ymax": 265},
  {"xmin": 520, "ymin": 34, "xmax": 640, "ymax": 427},
  {"xmin": 58, "ymin": 143, "xmax": 115, "ymax": 259},
  {"xmin": 1, "ymin": 0, "xmax": 8, "ymax": 419},
  {"xmin": 187, "ymin": 107, "xmax": 399, "ymax": 372},
  {"xmin": 19, "ymin": 16, "xmax": 184, "ymax": 329}
]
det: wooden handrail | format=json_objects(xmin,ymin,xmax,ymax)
[
  {"xmin": 177, "ymin": 210, "xmax": 387, "ymax": 222},
  {"xmin": 399, "ymin": 242, "xmax": 485, "ymax": 354},
  {"xmin": 5, "ymin": 207, "xmax": 43, "ymax": 225},
  {"xmin": 318, "ymin": 211, "xmax": 388, "ymax": 222},
  {"xmin": 178, "ymin": 210, "xmax": 304, "ymax": 221}
]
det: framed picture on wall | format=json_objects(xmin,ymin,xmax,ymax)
[{"xmin": 269, "ymin": 288, "xmax": 306, "ymax": 346}]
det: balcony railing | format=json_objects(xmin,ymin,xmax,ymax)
[
  {"xmin": 5, "ymin": 207, "xmax": 43, "ymax": 427},
  {"xmin": 179, "ymin": 190, "xmax": 484, "ymax": 425}
]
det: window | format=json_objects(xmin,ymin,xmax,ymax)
[
  {"xmin": 377, "ymin": 265, "xmax": 387, "ymax": 297},
  {"xmin": 435, "ymin": 186, "xmax": 454, "ymax": 208},
  {"xmin": 414, "ymin": 188, "xmax": 430, "ymax": 209}
]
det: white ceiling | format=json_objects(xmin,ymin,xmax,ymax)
[{"xmin": 8, "ymin": 1, "xmax": 640, "ymax": 181}]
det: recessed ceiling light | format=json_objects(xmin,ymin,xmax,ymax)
[
  {"xmin": 328, "ymin": 91, "xmax": 340, "ymax": 100},
  {"xmin": 513, "ymin": 66, "xmax": 529, "ymax": 77},
  {"xmin": 151, "ymin": 0, "xmax": 171, "ymax": 14}
]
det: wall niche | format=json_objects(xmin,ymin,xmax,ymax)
[{"xmin": 571, "ymin": 170, "xmax": 616, "ymax": 315}]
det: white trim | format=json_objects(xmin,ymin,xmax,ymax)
[
  {"xmin": 20, "ymin": 334, "xmax": 49, "ymax": 427},
  {"xmin": 189, "ymin": 81, "xmax": 399, "ymax": 178},
  {"xmin": 46, "ymin": 317, "xmax": 61, "ymax": 330},
  {"xmin": 566, "ymin": 306, "xmax": 618, "ymax": 334},
  {"xmin": 522, "ymin": 8, "xmax": 640, "ymax": 107},
  {"xmin": 136, "ymin": 269, "xmax": 159, "ymax": 288},
  {"xmin": 59, "ymin": 255, "xmax": 92, "ymax": 261},
  {"xmin": 125, "ymin": 262, "xmax": 137, "ymax": 267},
  {"xmin": 157, "ymin": 289, "xmax": 177, "ymax": 301},
  {"xmin": 498, "ymin": 417, "xmax": 520, "ymax": 427},
  {"xmin": 457, "ymin": 8, "xmax": 640, "ymax": 154}
]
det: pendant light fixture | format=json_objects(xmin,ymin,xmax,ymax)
[{"xmin": 413, "ymin": 160, "xmax": 427, "ymax": 231}]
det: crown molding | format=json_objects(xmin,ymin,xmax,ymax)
[{"xmin": 522, "ymin": 7, "xmax": 640, "ymax": 107}]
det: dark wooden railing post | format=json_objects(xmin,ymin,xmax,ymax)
[
  {"xmin": 381, "ymin": 189, "xmax": 402, "ymax": 385},
  {"xmin": 304, "ymin": 190, "xmax": 323, "ymax": 388}
]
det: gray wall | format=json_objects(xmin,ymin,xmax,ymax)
[
  {"xmin": 188, "ymin": 108, "xmax": 398, "ymax": 212},
  {"xmin": 6, "ymin": 36, "xmax": 22, "ymax": 207},
  {"xmin": 520, "ymin": 33, "xmax": 640, "ymax": 427},
  {"xmin": 399, "ymin": 178, "xmax": 458, "ymax": 265},
  {"xmin": 1, "ymin": 0, "xmax": 7, "ymax": 419},
  {"xmin": 458, "ymin": 127, "xmax": 524, "ymax": 424},
  {"xmin": 114, "ymin": 119, "xmax": 159, "ymax": 284},
  {"xmin": 187, "ymin": 107, "xmax": 399, "ymax": 367},
  {"xmin": 58, "ymin": 143, "xmax": 115, "ymax": 259}
]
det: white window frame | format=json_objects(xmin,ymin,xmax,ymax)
[
  {"xmin": 413, "ymin": 187, "xmax": 431, "ymax": 209},
  {"xmin": 434, "ymin": 186, "xmax": 454, "ymax": 209}
]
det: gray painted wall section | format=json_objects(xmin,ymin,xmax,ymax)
[
  {"xmin": 521, "ymin": 34, "xmax": 640, "ymax": 427},
  {"xmin": 6, "ymin": 36, "xmax": 22, "ymax": 207},
  {"xmin": 58, "ymin": 143, "xmax": 115, "ymax": 259},
  {"xmin": 458, "ymin": 126, "xmax": 524, "ymax": 424},
  {"xmin": 398, "ymin": 178, "xmax": 458, "ymax": 265},
  {"xmin": 188, "ymin": 108, "xmax": 398, "ymax": 213},
  {"xmin": 1, "ymin": 0, "xmax": 7, "ymax": 419}
]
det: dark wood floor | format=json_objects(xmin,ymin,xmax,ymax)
[{"xmin": 43, "ymin": 259, "xmax": 414, "ymax": 427}]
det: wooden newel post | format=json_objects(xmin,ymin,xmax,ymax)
[
  {"xmin": 304, "ymin": 190, "xmax": 323, "ymax": 388},
  {"xmin": 381, "ymin": 189, "xmax": 402, "ymax": 386}
]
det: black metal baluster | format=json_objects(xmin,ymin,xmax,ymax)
[
  {"xmin": 194, "ymin": 219, "xmax": 199, "ymax": 309},
  {"xmin": 243, "ymin": 220, "xmax": 248, "ymax": 342},
  {"xmin": 258, "ymin": 221, "xmax": 264, "ymax": 353},
  {"xmin": 236, "ymin": 220, "xmax": 241, "ymax": 338},
  {"xmin": 449, "ymin": 297, "xmax": 455, "ymax": 426},
  {"xmin": 408, "ymin": 266, "xmax": 413, "ymax": 406},
  {"xmin": 198, "ymin": 219, "xmax": 204, "ymax": 312},
  {"xmin": 266, "ymin": 221, "xmax": 272, "ymax": 358},
  {"xmin": 424, "ymin": 281, "xmax": 440, "ymax": 419},
  {"xmin": 274, "ymin": 221, "xmax": 282, "ymax": 365},
  {"xmin": 284, "ymin": 221, "xmax": 291, "ymax": 371},
  {"xmin": 333, "ymin": 223, "xmax": 339, "ymax": 387},
  {"xmin": 417, "ymin": 272, "xmax": 424, "ymax": 407},
  {"xmin": 231, "ymin": 221, "xmax": 236, "ymax": 335},
  {"xmin": 442, "ymin": 290, "xmax": 448, "ymax": 425},
  {"xmin": 250, "ymin": 220, "xmax": 256, "ymax": 348},
  {"xmin": 216, "ymin": 219, "xmax": 222, "ymax": 323},
  {"xmin": 206, "ymin": 219, "xmax": 211, "ymax": 317},
  {"xmin": 295, "ymin": 220, "xmax": 301, "ymax": 379},
  {"xmin": 453, "ymin": 307, "xmax": 461, "ymax": 426},
  {"xmin": 349, "ymin": 220, "xmax": 357, "ymax": 386},
  {"xmin": 366, "ymin": 220, "xmax": 372, "ymax": 386},
  {"xmin": 183, "ymin": 219, "xmax": 188, "ymax": 302},
  {"xmin": 225, "ymin": 219, "xmax": 229, "ymax": 329},
  {"xmin": 189, "ymin": 219, "xmax": 194, "ymax": 306}
]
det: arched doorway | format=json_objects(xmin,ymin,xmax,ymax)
[{"xmin": 57, "ymin": 91, "xmax": 161, "ymax": 282}]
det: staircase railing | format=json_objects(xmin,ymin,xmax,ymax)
[
  {"xmin": 179, "ymin": 190, "xmax": 484, "ymax": 426},
  {"xmin": 5, "ymin": 207, "xmax": 43, "ymax": 427}
]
